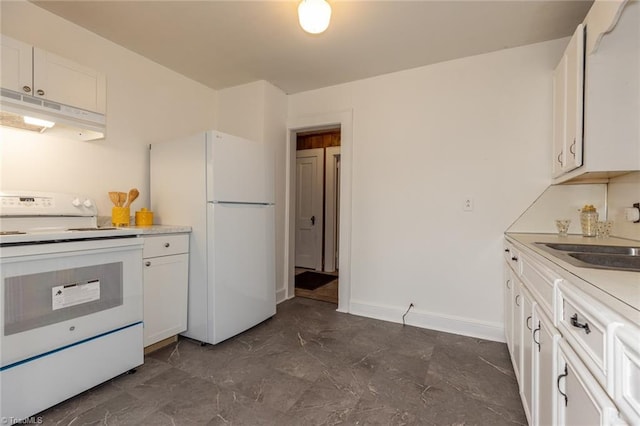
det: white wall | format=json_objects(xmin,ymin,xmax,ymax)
[
  {"xmin": 0, "ymin": 1, "xmax": 217, "ymax": 215},
  {"xmin": 608, "ymin": 172, "xmax": 640, "ymax": 241},
  {"xmin": 216, "ymin": 81, "xmax": 288, "ymax": 301},
  {"xmin": 507, "ymin": 184, "xmax": 607, "ymax": 234},
  {"xmin": 288, "ymin": 39, "xmax": 568, "ymax": 341}
]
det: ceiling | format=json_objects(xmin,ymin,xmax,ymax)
[{"xmin": 31, "ymin": 0, "xmax": 594, "ymax": 94}]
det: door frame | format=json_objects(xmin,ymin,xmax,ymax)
[
  {"xmin": 324, "ymin": 146, "xmax": 340, "ymax": 273},
  {"xmin": 285, "ymin": 110, "xmax": 352, "ymax": 313}
]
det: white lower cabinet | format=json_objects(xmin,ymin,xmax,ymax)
[
  {"xmin": 534, "ymin": 304, "xmax": 560, "ymax": 426},
  {"xmin": 142, "ymin": 233, "xmax": 189, "ymax": 347},
  {"xmin": 613, "ymin": 325, "xmax": 640, "ymax": 424},
  {"xmin": 521, "ymin": 284, "xmax": 535, "ymax": 425},
  {"xmin": 504, "ymin": 238, "xmax": 632, "ymax": 425},
  {"xmin": 557, "ymin": 339, "xmax": 622, "ymax": 425}
]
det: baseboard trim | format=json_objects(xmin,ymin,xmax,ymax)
[
  {"xmin": 349, "ymin": 300, "xmax": 505, "ymax": 343},
  {"xmin": 276, "ymin": 288, "xmax": 290, "ymax": 304}
]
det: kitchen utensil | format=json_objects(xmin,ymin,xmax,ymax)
[
  {"xmin": 118, "ymin": 192, "xmax": 127, "ymax": 207},
  {"xmin": 124, "ymin": 188, "xmax": 139, "ymax": 208},
  {"xmin": 109, "ymin": 192, "xmax": 119, "ymax": 206}
]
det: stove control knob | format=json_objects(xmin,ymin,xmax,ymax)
[
  {"xmin": 71, "ymin": 198, "xmax": 82, "ymax": 207},
  {"xmin": 83, "ymin": 199, "xmax": 93, "ymax": 208}
]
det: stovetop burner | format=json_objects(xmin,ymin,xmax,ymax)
[{"xmin": 1, "ymin": 191, "xmax": 142, "ymax": 246}]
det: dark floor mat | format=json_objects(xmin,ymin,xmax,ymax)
[{"xmin": 295, "ymin": 271, "xmax": 337, "ymax": 291}]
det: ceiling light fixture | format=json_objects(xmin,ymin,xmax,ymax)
[{"xmin": 298, "ymin": 0, "xmax": 332, "ymax": 34}]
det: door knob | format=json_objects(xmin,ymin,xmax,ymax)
[{"xmin": 310, "ymin": 215, "xmax": 316, "ymax": 225}]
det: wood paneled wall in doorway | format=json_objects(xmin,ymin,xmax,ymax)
[{"xmin": 296, "ymin": 128, "xmax": 341, "ymax": 150}]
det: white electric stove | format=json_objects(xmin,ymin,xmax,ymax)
[{"xmin": 0, "ymin": 191, "xmax": 144, "ymax": 422}]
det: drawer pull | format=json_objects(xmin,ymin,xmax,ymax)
[
  {"xmin": 506, "ymin": 279, "xmax": 511, "ymax": 289},
  {"xmin": 511, "ymin": 256, "xmax": 518, "ymax": 262},
  {"xmin": 145, "ymin": 261, "xmax": 151, "ymax": 267},
  {"xmin": 570, "ymin": 314, "xmax": 591, "ymax": 334},
  {"xmin": 557, "ymin": 365, "xmax": 568, "ymax": 407},
  {"xmin": 533, "ymin": 323, "xmax": 540, "ymax": 352},
  {"xmin": 504, "ymin": 248, "xmax": 510, "ymax": 253},
  {"xmin": 515, "ymin": 295, "xmax": 521, "ymax": 307},
  {"xmin": 164, "ymin": 242, "xmax": 170, "ymax": 248},
  {"xmin": 526, "ymin": 315, "xmax": 532, "ymax": 331}
]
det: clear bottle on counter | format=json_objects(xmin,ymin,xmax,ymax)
[{"xmin": 580, "ymin": 205, "xmax": 598, "ymax": 237}]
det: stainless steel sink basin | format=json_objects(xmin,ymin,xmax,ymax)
[
  {"xmin": 534, "ymin": 242, "xmax": 640, "ymax": 272},
  {"xmin": 542, "ymin": 243, "xmax": 640, "ymax": 256},
  {"xmin": 568, "ymin": 253, "xmax": 640, "ymax": 272}
]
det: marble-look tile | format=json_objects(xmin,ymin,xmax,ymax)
[
  {"xmin": 33, "ymin": 298, "xmax": 525, "ymax": 425},
  {"xmin": 54, "ymin": 392, "xmax": 162, "ymax": 425}
]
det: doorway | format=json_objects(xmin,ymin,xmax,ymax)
[
  {"xmin": 294, "ymin": 129, "xmax": 340, "ymax": 304},
  {"xmin": 285, "ymin": 109, "xmax": 352, "ymax": 313}
]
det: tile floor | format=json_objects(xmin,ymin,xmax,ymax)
[{"xmin": 37, "ymin": 298, "xmax": 526, "ymax": 425}]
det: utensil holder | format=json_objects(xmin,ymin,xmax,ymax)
[{"xmin": 112, "ymin": 207, "xmax": 130, "ymax": 227}]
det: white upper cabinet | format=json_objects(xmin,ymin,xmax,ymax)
[
  {"xmin": 552, "ymin": 24, "xmax": 584, "ymax": 178},
  {"xmin": 553, "ymin": 0, "xmax": 640, "ymax": 183},
  {"xmin": 0, "ymin": 35, "xmax": 106, "ymax": 114},
  {"xmin": 0, "ymin": 36, "xmax": 33, "ymax": 95}
]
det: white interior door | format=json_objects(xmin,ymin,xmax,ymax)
[{"xmin": 295, "ymin": 148, "xmax": 324, "ymax": 270}]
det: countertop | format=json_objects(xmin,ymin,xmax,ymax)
[
  {"xmin": 128, "ymin": 225, "xmax": 192, "ymax": 235},
  {"xmin": 506, "ymin": 233, "xmax": 640, "ymax": 325}
]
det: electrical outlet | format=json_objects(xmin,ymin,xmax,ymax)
[{"xmin": 463, "ymin": 197, "xmax": 473, "ymax": 212}]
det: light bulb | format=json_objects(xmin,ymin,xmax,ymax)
[
  {"xmin": 24, "ymin": 116, "xmax": 55, "ymax": 128},
  {"xmin": 298, "ymin": 0, "xmax": 332, "ymax": 34}
]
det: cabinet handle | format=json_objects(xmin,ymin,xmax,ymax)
[
  {"xmin": 22, "ymin": 85, "xmax": 31, "ymax": 93},
  {"xmin": 145, "ymin": 261, "xmax": 151, "ymax": 267},
  {"xmin": 515, "ymin": 295, "xmax": 521, "ymax": 307},
  {"xmin": 36, "ymin": 89, "xmax": 45, "ymax": 96},
  {"xmin": 526, "ymin": 315, "xmax": 532, "ymax": 331},
  {"xmin": 557, "ymin": 151, "xmax": 564, "ymax": 166},
  {"xmin": 533, "ymin": 322, "xmax": 541, "ymax": 352},
  {"xmin": 504, "ymin": 248, "xmax": 510, "ymax": 253},
  {"xmin": 511, "ymin": 256, "xmax": 518, "ymax": 262},
  {"xmin": 506, "ymin": 279, "xmax": 511, "ymax": 289},
  {"xmin": 570, "ymin": 314, "xmax": 591, "ymax": 334},
  {"xmin": 569, "ymin": 138, "xmax": 576, "ymax": 156},
  {"xmin": 164, "ymin": 242, "xmax": 170, "ymax": 248},
  {"xmin": 557, "ymin": 365, "xmax": 568, "ymax": 407}
]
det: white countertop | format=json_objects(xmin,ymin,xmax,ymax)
[
  {"xmin": 506, "ymin": 233, "xmax": 640, "ymax": 325},
  {"xmin": 129, "ymin": 225, "xmax": 192, "ymax": 235}
]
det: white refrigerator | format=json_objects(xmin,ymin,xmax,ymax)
[{"xmin": 150, "ymin": 130, "xmax": 276, "ymax": 345}]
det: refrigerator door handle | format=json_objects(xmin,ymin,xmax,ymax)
[{"xmin": 211, "ymin": 201, "xmax": 273, "ymax": 206}]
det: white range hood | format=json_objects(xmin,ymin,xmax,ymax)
[{"xmin": 0, "ymin": 88, "xmax": 106, "ymax": 141}]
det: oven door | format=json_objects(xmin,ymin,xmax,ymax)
[{"xmin": 0, "ymin": 238, "xmax": 143, "ymax": 367}]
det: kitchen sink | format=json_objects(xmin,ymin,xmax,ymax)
[
  {"xmin": 542, "ymin": 243, "xmax": 640, "ymax": 256},
  {"xmin": 534, "ymin": 242, "xmax": 640, "ymax": 272},
  {"xmin": 568, "ymin": 253, "xmax": 640, "ymax": 272}
]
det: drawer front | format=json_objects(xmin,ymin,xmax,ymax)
[
  {"xmin": 520, "ymin": 252, "xmax": 558, "ymax": 318},
  {"xmin": 143, "ymin": 234, "xmax": 189, "ymax": 258},
  {"xmin": 504, "ymin": 241, "xmax": 521, "ymax": 275},
  {"xmin": 613, "ymin": 325, "xmax": 640, "ymax": 424},
  {"xmin": 557, "ymin": 282, "xmax": 622, "ymax": 390}
]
